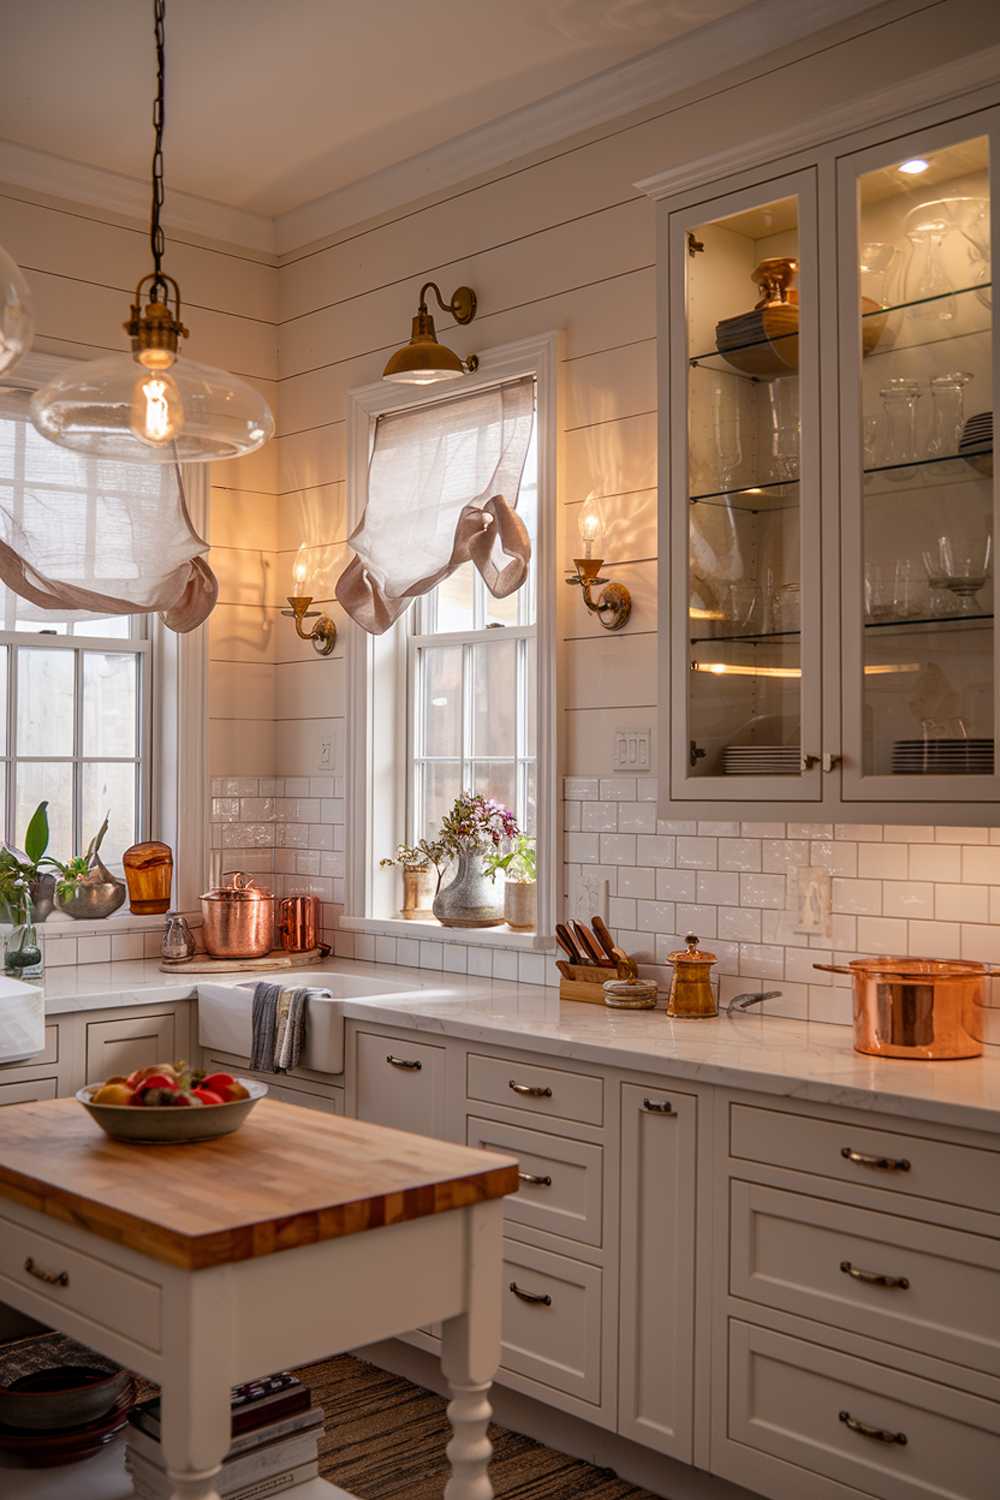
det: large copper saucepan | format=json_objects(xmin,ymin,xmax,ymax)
[
  {"xmin": 201, "ymin": 872, "xmax": 275, "ymax": 960},
  {"xmin": 814, "ymin": 956, "xmax": 991, "ymax": 1060}
]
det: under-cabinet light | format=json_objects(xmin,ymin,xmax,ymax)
[{"xmin": 692, "ymin": 662, "xmax": 920, "ymax": 679}]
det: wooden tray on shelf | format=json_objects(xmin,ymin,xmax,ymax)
[{"xmin": 159, "ymin": 946, "xmax": 328, "ymax": 975}]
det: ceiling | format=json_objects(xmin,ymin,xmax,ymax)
[{"xmin": 2, "ymin": 0, "xmax": 758, "ymax": 218}]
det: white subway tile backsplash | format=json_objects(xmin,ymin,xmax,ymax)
[
  {"xmin": 856, "ymin": 915, "xmax": 907, "ymax": 950},
  {"xmin": 832, "ymin": 878, "xmax": 882, "ymax": 915},
  {"xmin": 636, "ymin": 834, "xmax": 676, "ymax": 867},
  {"xmin": 466, "ymin": 946, "xmax": 493, "ymax": 977},
  {"xmin": 882, "ymin": 881, "xmax": 934, "ymax": 919},
  {"xmin": 717, "ymin": 838, "xmax": 761, "ymax": 873},
  {"xmin": 909, "ymin": 843, "xmax": 961, "ymax": 882},
  {"xmin": 636, "ymin": 899, "xmax": 676, "ymax": 933},
  {"xmin": 762, "ymin": 839, "xmax": 809, "ymax": 873},
  {"xmin": 963, "ymin": 845, "xmax": 1000, "ymax": 883},
  {"xmin": 618, "ymin": 802, "xmax": 657, "ymax": 834},
  {"xmin": 618, "ymin": 866, "xmax": 655, "ymax": 899},
  {"xmin": 563, "ymin": 802, "xmax": 581, "ymax": 831},
  {"xmin": 609, "ymin": 896, "xmax": 637, "ymax": 929},
  {"xmin": 600, "ymin": 777, "xmax": 636, "ymax": 802},
  {"xmin": 582, "ymin": 802, "xmax": 619, "ymax": 832},
  {"xmin": 909, "ymin": 920, "xmax": 961, "ymax": 958},
  {"xmin": 836, "ymin": 824, "xmax": 882, "ymax": 842},
  {"xmin": 655, "ymin": 868, "xmax": 696, "ymax": 902},
  {"xmin": 739, "ymin": 873, "xmax": 786, "ymax": 910},
  {"xmin": 565, "ymin": 777, "xmax": 599, "ymax": 800},
  {"xmin": 676, "ymin": 836, "xmax": 717, "ymax": 869},
  {"xmin": 697, "ymin": 870, "xmax": 740, "ymax": 906},
  {"xmin": 809, "ymin": 839, "xmax": 857, "ymax": 877},
  {"xmin": 444, "ymin": 945, "xmax": 469, "ymax": 974},
  {"xmin": 718, "ymin": 906, "xmax": 761, "ymax": 942},
  {"xmin": 937, "ymin": 883, "xmax": 988, "ymax": 923},
  {"xmin": 600, "ymin": 833, "xmax": 637, "ymax": 865},
  {"xmin": 857, "ymin": 843, "xmax": 908, "ymax": 880},
  {"xmin": 636, "ymin": 777, "xmax": 657, "ymax": 801},
  {"xmin": 566, "ymin": 832, "xmax": 600, "ymax": 863},
  {"xmin": 940, "ymin": 825, "xmax": 988, "ymax": 844},
  {"xmin": 676, "ymin": 904, "xmax": 717, "ymax": 939},
  {"xmin": 697, "ymin": 820, "xmax": 740, "ymax": 837}
]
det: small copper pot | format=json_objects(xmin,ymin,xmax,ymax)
[
  {"xmin": 201, "ymin": 873, "xmax": 275, "ymax": 959},
  {"xmin": 278, "ymin": 894, "xmax": 319, "ymax": 953},
  {"xmin": 666, "ymin": 934, "xmax": 718, "ymax": 1018},
  {"xmin": 814, "ymin": 956, "xmax": 991, "ymax": 1060}
]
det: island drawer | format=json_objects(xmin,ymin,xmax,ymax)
[
  {"xmin": 731, "ymin": 1180, "xmax": 1000, "ymax": 1376},
  {"xmin": 0, "ymin": 1076, "xmax": 58, "ymax": 1106},
  {"xmin": 355, "ymin": 1030, "xmax": 445, "ymax": 1138},
  {"xmin": 728, "ymin": 1319, "xmax": 1000, "ymax": 1500},
  {"xmin": 467, "ymin": 1115, "xmax": 603, "ymax": 1247},
  {"xmin": 468, "ymin": 1054, "xmax": 603, "ymax": 1128},
  {"xmin": 500, "ymin": 1239, "xmax": 602, "ymax": 1406},
  {"xmin": 730, "ymin": 1102, "xmax": 1000, "ymax": 1218},
  {"xmin": 0, "ymin": 1212, "xmax": 162, "ymax": 1351}
]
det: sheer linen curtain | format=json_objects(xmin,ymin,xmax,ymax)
[
  {"xmin": 337, "ymin": 377, "xmax": 535, "ymax": 635},
  {"xmin": 0, "ymin": 390, "xmax": 217, "ymax": 632}
]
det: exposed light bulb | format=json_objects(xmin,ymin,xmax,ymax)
[
  {"xmin": 292, "ymin": 543, "xmax": 310, "ymax": 592},
  {"xmin": 577, "ymin": 496, "xmax": 605, "ymax": 559},
  {"xmin": 898, "ymin": 158, "xmax": 929, "ymax": 175},
  {"xmin": 130, "ymin": 371, "xmax": 183, "ymax": 448}
]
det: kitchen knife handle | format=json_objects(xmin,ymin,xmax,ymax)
[
  {"xmin": 555, "ymin": 922, "xmax": 584, "ymax": 964},
  {"xmin": 571, "ymin": 920, "xmax": 612, "ymax": 966}
]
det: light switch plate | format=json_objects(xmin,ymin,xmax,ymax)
[
  {"xmin": 614, "ymin": 727, "xmax": 651, "ymax": 772},
  {"xmin": 571, "ymin": 870, "xmax": 608, "ymax": 924}
]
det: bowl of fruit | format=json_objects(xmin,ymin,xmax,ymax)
[{"xmin": 77, "ymin": 1063, "xmax": 266, "ymax": 1144}]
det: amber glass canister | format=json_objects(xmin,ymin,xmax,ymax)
[{"xmin": 123, "ymin": 841, "xmax": 174, "ymax": 915}]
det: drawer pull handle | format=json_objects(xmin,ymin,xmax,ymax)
[
  {"xmin": 841, "ymin": 1147, "xmax": 910, "ymax": 1173},
  {"xmin": 386, "ymin": 1055, "xmax": 422, "ymax": 1071},
  {"xmin": 840, "ymin": 1260, "xmax": 910, "ymax": 1291},
  {"xmin": 24, "ymin": 1256, "xmax": 69, "ymax": 1288},
  {"xmin": 509, "ymin": 1281, "xmax": 552, "ymax": 1306},
  {"xmin": 839, "ymin": 1410, "xmax": 907, "ymax": 1446},
  {"xmin": 642, "ymin": 1097, "xmax": 673, "ymax": 1114},
  {"xmin": 518, "ymin": 1171, "xmax": 552, "ymax": 1187},
  {"xmin": 509, "ymin": 1080, "xmax": 552, "ymax": 1098}
]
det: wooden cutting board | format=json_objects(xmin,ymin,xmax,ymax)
[{"xmin": 159, "ymin": 947, "xmax": 327, "ymax": 974}]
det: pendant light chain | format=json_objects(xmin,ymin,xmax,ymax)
[{"xmin": 150, "ymin": 0, "xmax": 167, "ymax": 299}]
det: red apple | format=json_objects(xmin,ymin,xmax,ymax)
[{"xmin": 192, "ymin": 1087, "xmax": 224, "ymax": 1106}]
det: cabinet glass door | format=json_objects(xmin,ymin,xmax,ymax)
[
  {"xmin": 668, "ymin": 170, "xmax": 822, "ymax": 800},
  {"xmin": 841, "ymin": 120, "xmax": 998, "ymax": 800}
]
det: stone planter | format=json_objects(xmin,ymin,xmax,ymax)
[
  {"xmin": 400, "ymin": 866, "xmax": 435, "ymax": 918},
  {"xmin": 55, "ymin": 856, "xmax": 126, "ymax": 920},
  {"xmin": 433, "ymin": 851, "xmax": 504, "ymax": 928},
  {"xmin": 504, "ymin": 880, "xmax": 537, "ymax": 931}
]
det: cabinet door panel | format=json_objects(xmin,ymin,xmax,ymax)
[
  {"xmin": 0, "ymin": 1076, "xmax": 57, "ymax": 1106},
  {"xmin": 85, "ymin": 1013, "xmax": 176, "ymax": 1084},
  {"xmin": 354, "ymin": 1031, "xmax": 445, "ymax": 1137},
  {"xmin": 618, "ymin": 1083, "xmax": 697, "ymax": 1461}
]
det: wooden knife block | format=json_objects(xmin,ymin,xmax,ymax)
[{"xmin": 557, "ymin": 958, "xmax": 636, "ymax": 1005}]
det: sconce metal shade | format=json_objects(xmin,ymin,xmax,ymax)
[{"xmin": 383, "ymin": 282, "xmax": 479, "ymax": 385}]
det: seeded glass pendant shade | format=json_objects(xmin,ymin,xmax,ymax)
[
  {"xmin": 31, "ymin": 350, "xmax": 273, "ymax": 462},
  {"xmin": 0, "ymin": 241, "xmax": 34, "ymax": 376},
  {"xmin": 29, "ymin": 0, "xmax": 273, "ymax": 464}
]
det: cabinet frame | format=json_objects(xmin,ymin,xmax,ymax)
[{"xmin": 652, "ymin": 82, "xmax": 1000, "ymax": 823}]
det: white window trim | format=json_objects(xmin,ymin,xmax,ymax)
[
  {"xmin": 344, "ymin": 332, "xmax": 560, "ymax": 951},
  {"xmin": 0, "ymin": 351, "xmax": 208, "ymax": 914}
]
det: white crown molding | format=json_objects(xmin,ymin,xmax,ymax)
[
  {"xmin": 274, "ymin": 0, "xmax": 888, "ymax": 255},
  {"xmin": 636, "ymin": 41, "xmax": 1000, "ymax": 200},
  {"xmin": 0, "ymin": 138, "xmax": 276, "ymax": 256}
]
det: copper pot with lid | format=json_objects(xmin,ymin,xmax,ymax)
[
  {"xmin": 201, "ymin": 872, "xmax": 275, "ymax": 960},
  {"xmin": 814, "ymin": 955, "xmax": 990, "ymax": 1060}
]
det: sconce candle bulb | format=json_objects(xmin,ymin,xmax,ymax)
[
  {"xmin": 567, "ymin": 495, "xmax": 630, "ymax": 631},
  {"xmin": 283, "ymin": 545, "xmax": 337, "ymax": 657}
]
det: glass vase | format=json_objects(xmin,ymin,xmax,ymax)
[
  {"xmin": 4, "ymin": 900, "xmax": 43, "ymax": 979},
  {"xmin": 928, "ymin": 370, "xmax": 974, "ymax": 456}
]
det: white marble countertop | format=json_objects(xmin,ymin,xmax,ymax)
[{"xmin": 19, "ymin": 957, "xmax": 1000, "ymax": 1135}]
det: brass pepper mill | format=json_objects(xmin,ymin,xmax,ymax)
[{"xmin": 666, "ymin": 934, "xmax": 718, "ymax": 1018}]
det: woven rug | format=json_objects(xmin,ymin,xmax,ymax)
[{"xmin": 294, "ymin": 1353, "xmax": 658, "ymax": 1499}]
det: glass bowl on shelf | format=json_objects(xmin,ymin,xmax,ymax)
[{"xmin": 922, "ymin": 532, "xmax": 993, "ymax": 616}]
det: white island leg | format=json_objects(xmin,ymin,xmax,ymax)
[
  {"xmin": 160, "ymin": 1268, "xmax": 235, "ymax": 1500},
  {"xmin": 441, "ymin": 1199, "xmax": 504, "ymax": 1500}
]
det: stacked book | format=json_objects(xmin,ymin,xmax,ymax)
[{"xmin": 126, "ymin": 1373, "xmax": 323, "ymax": 1500}]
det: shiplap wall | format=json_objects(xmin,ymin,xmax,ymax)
[
  {"xmin": 263, "ymin": 0, "xmax": 1000, "ymax": 947},
  {"xmin": 0, "ymin": 182, "xmax": 280, "ymax": 884}
]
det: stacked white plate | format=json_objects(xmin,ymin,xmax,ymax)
[
  {"xmin": 891, "ymin": 738, "xmax": 994, "ymax": 775},
  {"xmin": 723, "ymin": 745, "xmax": 801, "ymax": 775},
  {"xmin": 959, "ymin": 411, "xmax": 992, "ymax": 477}
]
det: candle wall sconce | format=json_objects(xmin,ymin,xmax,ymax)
[
  {"xmin": 283, "ymin": 545, "xmax": 337, "ymax": 657},
  {"xmin": 565, "ymin": 495, "xmax": 632, "ymax": 631}
]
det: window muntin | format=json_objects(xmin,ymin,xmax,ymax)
[
  {"xmin": 0, "ymin": 413, "xmax": 150, "ymax": 869},
  {"xmin": 409, "ymin": 422, "xmax": 538, "ymax": 844}
]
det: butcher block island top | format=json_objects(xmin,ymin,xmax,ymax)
[{"xmin": 0, "ymin": 1096, "xmax": 519, "ymax": 1270}]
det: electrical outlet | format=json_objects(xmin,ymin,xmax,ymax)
[
  {"xmin": 318, "ymin": 737, "xmax": 332, "ymax": 770},
  {"xmin": 614, "ymin": 727, "xmax": 651, "ymax": 772},
  {"xmin": 571, "ymin": 870, "xmax": 608, "ymax": 924}
]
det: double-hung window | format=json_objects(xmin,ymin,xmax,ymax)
[
  {"xmin": 0, "ymin": 410, "xmax": 150, "ymax": 870},
  {"xmin": 409, "ymin": 426, "xmax": 537, "ymax": 842}
]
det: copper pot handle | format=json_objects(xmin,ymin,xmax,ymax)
[
  {"xmin": 815, "ymin": 962, "xmax": 1000, "ymax": 980},
  {"xmin": 813, "ymin": 963, "xmax": 851, "ymax": 975}
]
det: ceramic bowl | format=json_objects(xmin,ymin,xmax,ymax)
[
  {"xmin": 0, "ymin": 1365, "xmax": 130, "ymax": 1432},
  {"xmin": 76, "ymin": 1079, "xmax": 267, "ymax": 1144}
]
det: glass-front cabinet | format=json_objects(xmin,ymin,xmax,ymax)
[
  {"xmin": 839, "ymin": 115, "xmax": 998, "ymax": 804},
  {"xmin": 658, "ymin": 100, "xmax": 1000, "ymax": 819},
  {"xmin": 667, "ymin": 169, "xmax": 823, "ymax": 801}
]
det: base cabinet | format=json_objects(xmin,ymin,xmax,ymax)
[
  {"xmin": 618, "ymin": 1082, "xmax": 697, "ymax": 1463},
  {"xmin": 84, "ymin": 1011, "xmax": 179, "ymax": 1084}
]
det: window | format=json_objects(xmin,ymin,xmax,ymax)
[
  {"xmin": 344, "ymin": 333, "xmax": 558, "ymax": 945},
  {"xmin": 409, "ymin": 426, "xmax": 537, "ymax": 842},
  {"xmin": 0, "ymin": 411, "xmax": 150, "ymax": 870}
]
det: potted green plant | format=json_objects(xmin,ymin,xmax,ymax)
[
  {"xmin": 484, "ymin": 833, "xmax": 537, "ymax": 931},
  {"xmin": 2, "ymin": 801, "xmax": 57, "ymax": 921},
  {"xmin": 433, "ymin": 793, "xmax": 519, "ymax": 929},
  {"xmin": 48, "ymin": 812, "xmax": 126, "ymax": 920},
  {"xmin": 379, "ymin": 839, "xmax": 448, "ymax": 918}
]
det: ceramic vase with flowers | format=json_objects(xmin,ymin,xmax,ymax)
[
  {"xmin": 379, "ymin": 840, "xmax": 448, "ymax": 918},
  {"xmin": 433, "ymin": 793, "xmax": 520, "ymax": 929}
]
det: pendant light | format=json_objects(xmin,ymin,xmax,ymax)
[
  {"xmin": 30, "ymin": 0, "xmax": 273, "ymax": 463},
  {"xmin": 0, "ymin": 242, "xmax": 34, "ymax": 376}
]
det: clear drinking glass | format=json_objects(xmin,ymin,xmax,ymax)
[
  {"xmin": 712, "ymin": 385, "xmax": 743, "ymax": 493},
  {"xmin": 928, "ymin": 370, "xmax": 974, "ymax": 456},
  {"xmin": 766, "ymin": 379, "xmax": 799, "ymax": 483}
]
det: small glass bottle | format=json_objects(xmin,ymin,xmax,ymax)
[
  {"xmin": 123, "ymin": 841, "xmax": 174, "ymax": 914},
  {"xmin": 4, "ymin": 893, "xmax": 43, "ymax": 980}
]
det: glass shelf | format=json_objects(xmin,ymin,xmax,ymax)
[
  {"xmin": 690, "ymin": 282, "xmax": 993, "ymax": 379},
  {"xmin": 863, "ymin": 448, "xmax": 992, "ymax": 493},
  {"xmin": 690, "ymin": 612, "xmax": 993, "ymax": 646},
  {"xmin": 689, "ymin": 477, "xmax": 800, "ymax": 511}
]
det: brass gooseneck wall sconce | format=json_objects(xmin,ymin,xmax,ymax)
[
  {"xmin": 565, "ymin": 495, "xmax": 632, "ymax": 631},
  {"xmin": 382, "ymin": 281, "xmax": 480, "ymax": 385},
  {"xmin": 283, "ymin": 547, "xmax": 337, "ymax": 657}
]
